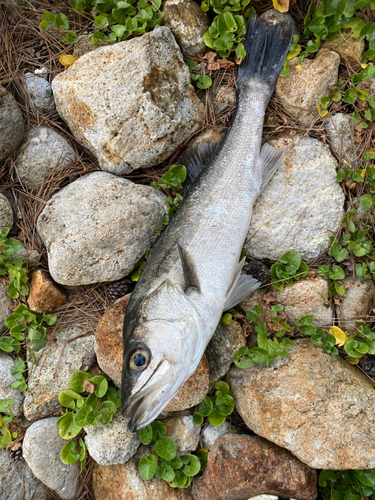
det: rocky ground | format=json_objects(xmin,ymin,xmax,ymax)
[{"xmin": 1, "ymin": 0, "xmax": 375, "ymax": 499}]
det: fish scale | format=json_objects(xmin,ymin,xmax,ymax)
[{"xmin": 121, "ymin": 12, "xmax": 294, "ymax": 431}]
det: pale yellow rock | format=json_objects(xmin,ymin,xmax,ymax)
[{"xmin": 317, "ymin": 29, "xmax": 365, "ymax": 66}]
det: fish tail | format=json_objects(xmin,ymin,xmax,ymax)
[{"xmin": 238, "ymin": 12, "xmax": 294, "ymax": 97}]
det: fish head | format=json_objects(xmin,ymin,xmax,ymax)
[{"xmin": 121, "ymin": 280, "xmax": 202, "ymax": 431}]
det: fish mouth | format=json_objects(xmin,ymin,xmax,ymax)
[{"xmin": 123, "ymin": 358, "xmax": 175, "ymax": 432}]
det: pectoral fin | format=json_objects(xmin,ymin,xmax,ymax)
[
  {"xmin": 258, "ymin": 143, "xmax": 285, "ymax": 193},
  {"xmin": 177, "ymin": 243, "xmax": 201, "ymax": 293},
  {"xmin": 181, "ymin": 141, "xmax": 220, "ymax": 195},
  {"xmin": 224, "ymin": 257, "xmax": 260, "ymax": 310}
]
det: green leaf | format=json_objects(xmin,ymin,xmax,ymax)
[
  {"xmin": 197, "ymin": 75, "xmax": 212, "ymax": 90},
  {"xmin": 139, "ymin": 424, "xmax": 153, "ymax": 445},
  {"xmin": 138, "ymin": 454, "xmax": 158, "ymax": 480},
  {"xmin": 154, "ymin": 437, "xmax": 176, "ymax": 460},
  {"xmin": 193, "ymin": 412, "xmax": 204, "ymax": 425},
  {"xmin": 0, "ymin": 427, "xmax": 12, "ymax": 448},
  {"xmin": 55, "ymin": 13, "xmax": 70, "ymax": 30},
  {"xmin": 58, "ymin": 390, "xmax": 85, "ymax": 410},
  {"xmin": 0, "ymin": 337, "xmax": 15, "ymax": 353},
  {"xmin": 151, "ymin": 421, "xmax": 167, "ymax": 441},
  {"xmin": 69, "ymin": 370, "xmax": 93, "ymax": 393},
  {"xmin": 56, "ymin": 411, "xmax": 82, "ymax": 440},
  {"xmin": 94, "ymin": 15, "xmax": 110, "ymax": 30},
  {"xmin": 329, "ymin": 266, "xmax": 345, "ymax": 280},
  {"xmin": 180, "ymin": 454, "xmax": 201, "ymax": 477},
  {"xmin": 90, "ymin": 375, "xmax": 108, "ymax": 398},
  {"xmin": 73, "ymin": 405, "xmax": 95, "ymax": 427},
  {"xmin": 196, "ymin": 395, "xmax": 213, "ymax": 417},
  {"xmin": 60, "ymin": 440, "xmax": 81, "ymax": 464},
  {"xmin": 208, "ymin": 413, "xmax": 226, "ymax": 426},
  {"xmin": 215, "ymin": 381, "xmax": 229, "ymax": 394}
]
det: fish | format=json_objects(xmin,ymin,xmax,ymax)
[{"xmin": 121, "ymin": 11, "xmax": 294, "ymax": 432}]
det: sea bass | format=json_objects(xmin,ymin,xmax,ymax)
[{"xmin": 121, "ymin": 12, "xmax": 294, "ymax": 431}]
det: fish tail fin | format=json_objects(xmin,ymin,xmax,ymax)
[{"xmin": 237, "ymin": 12, "xmax": 294, "ymax": 96}]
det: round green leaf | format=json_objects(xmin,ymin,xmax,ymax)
[
  {"xmin": 151, "ymin": 421, "xmax": 167, "ymax": 441},
  {"xmin": 180, "ymin": 454, "xmax": 201, "ymax": 477},
  {"xmin": 58, "ymin": 390, "xmax": 85, "ymax": 410},
  {"xmin": 360, "ymin": 194, "xmax": 374, "ymax": 211},
  {"xmin": 215, "ymin": 381, "xmax": 229, "ymax": 394},
  {"xmin": 138, "ymin": 454, "xmax": 157, "ymax": 480},
  {"xmin": 196, "ymin": 395, "xmax": 213, "ymax": 417},
  {"xmin": 57, "ymin": 411, "xmax": 82, "ymax": 440},
  {"xmin": 69, "ymin": 370, "xmax": 92, "ymax": 393},
  {"xmin": 208, "ymin": 413, "xmax": 226, "ymax": 427},
  {"xmin": 154, "ymin": 437, "xmax": 176, "ymax": 460},
  {"xmin": 139, "ymin": 424, "xmax": 153, "ymax": 445},
  {"xmin": 73, "ymin": 405, "xmax": 95, "ymax": 427},
  {"xmin": 60, "ymin": 441, "xmax": 80, "ymax": 464},
  {"xmin": 90, "ymin": 375, "xmax": 108, "ymax": 398},
  {"xmin": 193, "ymin": 412, "xmax": 204, "ymax": 425}
]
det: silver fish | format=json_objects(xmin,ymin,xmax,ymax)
[{"xmin": 121, "ymin": 12, "xmax": 294, "ymax": 431}]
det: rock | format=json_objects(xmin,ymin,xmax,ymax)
[
  {"xmin": 260, "ymin": 9, "xmax": 298, "ymax": 36},
  {"xmin": 23, "ymin": 326, "xmax": 95, "ymax": 421},
  {"xmin": 0, "ymin": 279, "xmax": 12, "ymax": 334},
  {"xmin": 95, "ymin": 294, "xmax": 130, "ymax": 387},
  {"xmin": 206, "ymin": 320, "xmax": 245, "ymax": 389},
  {"xmin": 0, "ymin": 449, "xmax": 48, "ymax": 500},
  {"xmin": 274, "ymin": 275, "xmax": 332, "ymax": 328},
  {"xmin": 24, "ymin": 73, "xmax": 55, "ymax": 113},
  {"xmin": 245, "ymin": 135, "xmax": 345, "ymax": 261},
  {"xmin": 84, "ymin": 412, "xmax": 140, "ymax": 466},
  {"xmin": 0, "ymin": 351, "xmax": 24, "ymax": 416},
  {"xmin": 13, "ymin": 242, "xmax": 40, "ymax": 266},
  {"xmin": 95, "ymin": 293, "xmax": 210, "ymax": 412},
  {"xmin": 0, "ymin": 193, "xmax": 13, "ymax": 230},
  {"xmin": 27, "ymin": 269, "xmax": 66, "ymax": 313},
  {"xmin": 164, "ymin": 354, "xmax": 209, "ymax": 412},
  {"xmin": 22, "ymin": 417, "xmax": 79, "ymax": 500},
  {"xmin": 275, "ymin": 51, "xmax": 340, "ymax": 123},
  {"xmin": 325, "ymin": 113, "xmax": 358, "ymax": 164},
  {"xmin": 212, "ymin": 85, "xmax": 236, "ymax": 114},
  {"xmin": 92, "ymin": 452, "xmax": 191, "ymax": 500},
  {"xmin": 15, "ymin": 126, "xmax": 76, "ymax": 190},
  {"xmin": 163, "ymin": 0, "xmax": 209, "ymax": 57},
  {"xmin": 202, "ymin": 421, "xmax": 230, "ymax": 451},
  {"xmin": 52, "ymin": 27, "xmax": 204, "ymax": 175},
  {"xmin": 227, "ymin": 339, "xmax": 375, "ymax": 469},
  {"xmin": 165, "ymin": 415, "xmax": 200, "ymax": 453},
  {"xmin": 246, "ymin": 497, "xmax": 279, "ymax": 500},
  {"xmin": 37, "ymin": 172, "xmax": 167, "ymax": 286},
  {"xmin": 191, "ymin": 434, "xmax": 317, "ymax": 500},
  {"xmin": 0, "ymin": 86, "xmax": 25, "ymax": 162},
  {"xmin": 318, "ymin": 29, "xmax": 365, "ymax": 65},
  {"xmin": 72, "ymin": 36, "xmax": 109, "ymax": 58},
  {"xmin": 336, "ymin": 277, "xmax": 375, "ymax": 332}
]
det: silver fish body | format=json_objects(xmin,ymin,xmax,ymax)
[{"xmin": 122, "ymin": 12, "xmax": 294, "ymax": 431}]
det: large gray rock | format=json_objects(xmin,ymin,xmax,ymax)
[
  {"xmin": 52, "ymin": 26, "xmax": 204, "ymax": 175},
  {"xmin": 245, "ymin": 136, "xmax": 345, "ymax": 261},
  {"xmin": 24, "ymin": 73, "xmax": 55, "ymax": 113},
  {"xmin": 23, "ymin": 418, "xmax": 79, "ymax": 500},
  {"xmin": 336, "ymin": 277, "xmax": 375, "ymax": 332},
  {"xmin": 0, "ymin": 86, "xmax": 25, "ymax": 162},
  {"xmin": 163, "ymin": 0, "xmax": 209, "ymax": 56},
  {"xmin": 23, "ymin": 326, "xmax": 95, "ymax": 421},
  {"xmin": 15, "ymin": 126, "xmax": 76, "ymax": 190},
  {"xmin": 227, "ymin": 339, "xmax": 375, "ymax": 469},
  {"xmin": 274, "ymin": 275, "xmax": 333, "ymax": 328},
  {"xmin": 37, "ymin": 171, "xmax": 168, "ymax": 285},
  {"xmin": 84, "ymin": 413, "xmax": 140, "ymax": 466},
  {"xmin": 0, "ymin": 351, "xmax": 24, "ymax": 416},
  {"xmin": 275, "ymin": 51, "xmax": 340, "ymax": 123},
  {"xmin": 0, "ymin": 449, "xmax": 48, "ymax": 500},
  {"xmin": 325, "ymin": 113, "xmax": 358, "ymax": 164},
  {"xmin": 0, "ymin": 194, "xmax": 13, "ymax": 230},
  {"xmin": 0, "ymin": 279, "xmax": 12, "ymax": 334}
]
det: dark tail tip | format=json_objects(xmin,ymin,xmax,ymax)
[{"xmin": 238, "ymin": 10, "xmax": 294, "ymax": 92}]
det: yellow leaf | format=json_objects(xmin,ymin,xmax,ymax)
[
  {"xmin": 329, "ymin": 326, "xmax": 347, "ymax": 347},
  {"xmin": 0, "ymin": 415, "xmax": 2, "ymax": 427},
  {"xmin": 60, "ymin": 55, "xmax": 77, "ymax": 68},
  {"xmin": 287, "ymin": 45, "xmax": 302, "ymax": 60},
  {"xmin": 345, "ymin": 356, "xmax": 359, "ymax": 365},
  {"xmin": 369, "ymin": 149, "xmax": 375, "ymax": 155},
  {"xmin": 317, "ymin": 106, "xmax": 328, "ymax": 117},
  {"xmin": 273, "ymin": 0, "xmax": 289, "ymax": 12},
  {"xmin": 295, "ymin": 64, "xmax": 302, "ymax": 70},
  {"xmin": 357, "ymin": 169, "xmax": 366, "ymax": 178}
]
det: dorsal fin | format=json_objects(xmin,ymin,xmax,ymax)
[{"xmin": 180, "ymin": 141, "xmax": 220, "ymax": 195}]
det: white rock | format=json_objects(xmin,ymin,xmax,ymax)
[
  {"xmin": 23, "ymin": 326, "xmax": 95, "ymax": 421},
  {"xmin": 0, "ymin": 194, "xmax": 13, "ymax": 230},
  {"xmin": 52, "ymin": 26, "xmax": 204, "ymax": 175},
  {"xmin": 336, "ymin": 277, "xmax": 375, "ymax": 332},
  {"xmin": 0, "ymin": 351, "xmax": 24, "ymax": 416},
  {"xmin": 325, "ymin": 113, "xmax": 358, "ymax": 164},
  {"xmin": 24, "ymin": 73, "xmax": 55, "ymax": 113},
  {"xmin": 0, "ymin": 279, "xmax": 12, "ymax": 334},
  {"xmin": 202, "ymin": 421, "xmax": 230, "ymax": 451},
  {"xmin": 163, "ymin": 0, "xmax": 209, "ymax": 57},
  {"xmin": 246, "ymin": 135, "xmax": 345, "ymax": 260},
  {"xmin": 15, "ymin": 126, "xmax": 76, "ymax": 190},
  {"xmin": 0, "ymin": 86, "xmax": 25, "ymax": 162},
  {"xmin": 23, "ymin": 418, "xmax": 79, "ymax": 500},
  {"xmin": 247, "ymin": 496, "xmax": 279, "ymax": 500},
  {"xmin": 37, "ymin": 171, "xmax": 168, "ymax": 286},
  {"xmin": 0, "ymin": 449, "xmax": 48, "ymax": 500},
  {"xmin": 274, "ymin": 275, "xmax": 333, "ymax": 328},
  {"xmin": 84, "ymin": 413, "xmax": 140, "ymax": 466},
  {"xmin": 165, "ymin": 415, "xmax": 201, "ymax": 453}
]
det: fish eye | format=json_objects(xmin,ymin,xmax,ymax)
[{"xmin": 129, "ymin": 348, "xmax": 150, "ymax": 371}]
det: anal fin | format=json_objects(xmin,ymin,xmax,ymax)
[
  {"xmin": 258, "ymin": 143, "xmax": 285, "ymax": 193},
  {"xmin": 224, "ymin": 257, "xmax": 260, "ymax": 310}
]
